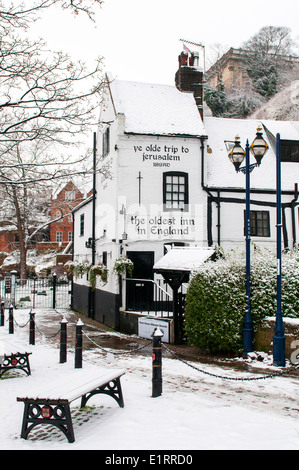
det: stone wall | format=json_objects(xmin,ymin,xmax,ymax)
[{"xmin": 255, "ymin": 317, "xmax": 299, "ymax": 360}]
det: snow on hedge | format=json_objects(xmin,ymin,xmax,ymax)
[{"xmin": 185, "ymin": 248, "xmax": 299, "ymax": 354}]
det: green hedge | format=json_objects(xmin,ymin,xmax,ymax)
[{"xmin": 185, "ymin": 249, "xmax": 299, "ymax": 354}]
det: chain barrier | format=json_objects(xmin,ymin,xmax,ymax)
[
  {"xmin": 13, "ymin": 309, "xmax": 60, "ymax": 339},
  {"xmin": 12, "ymin": 316, "xmax": 30, "ymax": 329},
  {"xmin": 2, "ymin": 307, "xmax": 62, "ymax": 341},
  {"xmin": 162, "ymin": 343, "xmax": 299, "ymax": 381},
  {"xmin": 3, "ymin": 305, "xmax": 299, "ymax": 383},
  {"xmin": 34, "ymin": 323, "xmax": 61, "ymax": 340},
  {"xmin": 82, "ymin": 330, "xmax": 151, "ymax": 355}
]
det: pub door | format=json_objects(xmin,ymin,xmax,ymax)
[{"xmin": 126, "ymin": 251, "xmax": 154, "ymax": 311}]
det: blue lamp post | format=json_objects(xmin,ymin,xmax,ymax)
[
  {"xmin": 228, "ymin": 127, "xmax": 269, "ymax": 356},
  {"xmin": 273, "ymin": 133, "xmax": 285, "ymax": 367}
]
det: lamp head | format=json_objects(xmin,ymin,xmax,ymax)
[
  {"xmin": 228, "ymin": 135, "xmax": 245, "ymax": 171},
  {"xmin": 250, "ymin": 126, "xmax": 269, "ymax": 165}
]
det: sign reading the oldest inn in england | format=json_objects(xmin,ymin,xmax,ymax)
[{"xmin": 127, "ymin": 213, "xmax": 198, "ymax": 239}]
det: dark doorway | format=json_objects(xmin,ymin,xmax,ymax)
[{"xmin": 126, "ymin": 251, "xmax": 154, "ymax": 311}]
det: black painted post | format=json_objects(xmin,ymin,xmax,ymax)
[
  {"xmin": 8, "ymin": 305, "xmax": 14, "ymax": 334},
  {"xmin": 152, "ymin": 327, "xmax": 164, "ymax": 397},
  {"xmin": 52, "ymin": 273, "xmax": 57, "ymax": 309},
  {"xmin": 32, "ymin": 277, "xmax": 36, "ymax": 309},
  {"xmin": 60, "ymin": 318, "xmax": 68, "ymax": 363},
  {"xmin": 10, "ymin": 270, "xmax": 17, "ymax": 308},
  {"xmin": 75, "ymin": 319, "xmax": 83, "ymax": 368},
  {"xmin": 29, "ymin": 311, "xmax": 35, "ymax": 345},
  {"xmin": 0, "ymin": 301, "xmax": 4, "ymax": 326}
]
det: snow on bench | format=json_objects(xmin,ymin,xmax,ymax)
[
  {"xmin": 17, "ymin": 368, "xmax": 125, "ymax": 443},
  {"xmin": 0, "ymin": 340, "xmax": 31, "ymax": 377}
]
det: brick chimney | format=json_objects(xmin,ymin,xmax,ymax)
[{"xmin": 175, "ymin": 50, "xmax": 203, "ymax": 119}]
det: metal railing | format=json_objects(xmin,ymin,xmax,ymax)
[
  {"xmin": 0, "ymin": 275, "xmax": 71, "ymax": 309},
  {"xmin": 125, "ymin": 277, "xmax": 183, "ymax": 318}
]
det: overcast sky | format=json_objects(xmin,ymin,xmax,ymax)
[{"xmin": 29, "ymin": 0, "xmax": 299, "ymax": 85}]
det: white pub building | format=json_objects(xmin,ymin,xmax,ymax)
[{"xmin": 71, "ymin": 50, "xmax": 299, "ymax": 343}]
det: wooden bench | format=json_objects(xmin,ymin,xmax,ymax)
[
  {"xmin": 17, "ymin": 368, "xmax": 125, "ymax": 443},
  {"xmin": 0, "ymin": 352, "xmax": 31, "ymax": 378}
]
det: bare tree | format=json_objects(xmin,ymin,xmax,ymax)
[
  {"xmin": 0, "ymin": 0, "xmax": 108, "ymax": 278},
  {"xmin": 242, "ymin": 26, "xmax": 297, "ymax": 98},
  {"xmin": 0, "ymin": 1, "xmax": 103, "ymax": 28},
  {"xmin": 0, "ymin": 34, "xmax": 106, "ymax": 147}
]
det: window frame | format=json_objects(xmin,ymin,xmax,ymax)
[
  {"xmin": 244, "ymin": 210, "xmax": 270, "ymax": 237},
  {"xmin": 65, "ymin": 190, "xmax": 76, "ymax": 200},
  {"xmin": 280, "ymin": 140, "xmax": 299, "ymax": 162},
  {"xmin": 56, "ymin": 231, "xmax": 63, "ymax": 242},
  {"xmin": 80, "ymin": 213, "xmax": 84, "ymax": 237},
  {"xmin": 102, "ymin": 127, "xmax": 110, "ymax": 158},
  {"xmin": 163, "ymin": 171, "xmax": 189, "ymax": 212}
]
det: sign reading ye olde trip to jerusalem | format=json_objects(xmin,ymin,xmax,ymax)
[{"xmin": 133, "ymin": 143, "xmax": 190, "ymax": 167}]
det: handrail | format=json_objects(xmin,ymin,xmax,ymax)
[
  {"xmin": 125, "ymin": 278, "xmax": 173, "ymax": 300},
  {"xmin": 125, "ymin": 277, "xmax": 174, "ymax": 317}
]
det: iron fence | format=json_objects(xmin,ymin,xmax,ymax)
[{"xmin": 0, "ymin": 275, "xmax": 71, "ymax": 309}]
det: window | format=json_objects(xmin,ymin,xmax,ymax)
[
  {"xmin": 102, "ymin": 127, "xmax": 110, "ymax": 157},
  {"xmin": 80, "ymin": 214, "xmax": 84, "ymax": 236},
  {"xmin": 244, "ymin": 210, "xmax": 270, "ymax": 237},
  {"xmin": 56, "ymin": 231, "xmax": 63, "ymax": 242},
  {"xmin": 281, "ymin": 140, "xmax": 299, "ymax": 162},
  {"xmin": 163, "ymin": 172, "xmax": 188, "ymax": 211},
  {"xmin": 65, "ymin": 191, "xmax": 75, "ymax": 200},
  {"xmin": 68, "ymin": 232, "xmax": 73, "ymax": 242}
]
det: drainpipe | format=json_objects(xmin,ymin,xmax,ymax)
[
  {"xmin": 200, "ymin": 137, "xmax": 220, "ymax": 246},
  {"xmin": 92, "ymin": 131, "xmax": 97, "ymax": 266},
  {"xmin": 217, "ymin": 190, "xmax": 221, "ymax": 246},
  {"xmin": 89, "ymin": 132, "xmax": 97, "ymax": 319},
  {"xmin": 290, "ymin": 183, "xmax": 298, "ymax": 248}
]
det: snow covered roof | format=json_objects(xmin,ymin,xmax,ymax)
[
  {"xmin": 262, "ymin": 120, "xmax": 299, "ymax": 141},
  {"xmin": 109, "ymin": 77, "xmax": 207, "ymax": 137},
  {"xmin": 204, "ymin": 117, "xmax": 299, "ymax": 191},
  {"xmin": 153, "ymin": 247, "xmax": 215, "ymax": 272}
]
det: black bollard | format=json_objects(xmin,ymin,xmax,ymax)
[
  {"xmin": 75, "ymin": 319, "xmax": 83, "ymax": 369},
  {"xmin": 0, "ymin": 301, "xmax": 4, "ymax": 326},
  {"xmin": 152, "ymin": 327, "xmax": 164, "ymax": 397},
  {"xmin": 8, "ymin": 305, "xmax": 14, "ymax": 334},
  {"xmin": 29, "ymin": 311, "xmax": 35, "ymax": 345},
  {"xmin": 52, "ymin": 273, "xmax": 57, "ymax": 309},
  {"xmin": 60, "ymin": 318, "xmax": 68, "ymax": 364}
]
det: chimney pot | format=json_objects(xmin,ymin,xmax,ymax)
[
  {"xmin": 179, "ymin": 51, "xmax": 188, "ymax": 67},
  {"xmin": 191, "ymin": 51, "xmax": 199, "ymax": 67}
]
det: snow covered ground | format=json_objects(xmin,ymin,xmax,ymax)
[{"xmin": 1, "ymin": 308, "xmax": 299, "ymax": 452}]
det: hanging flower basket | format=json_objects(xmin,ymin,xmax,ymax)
[
  {"xmin": 65, "ymin": 261, "xmax": 91, "ymax": 277},
  {"xmin": 113, "ymin": 257, "xmax": 134, "ymax": 277},
  {"xmin": 65, "ymin": 261, "xmax": 108, "ymax": 290},
  {"xmin": 89, "ymin": 264, "xmax": 108, "ymax": 290}
]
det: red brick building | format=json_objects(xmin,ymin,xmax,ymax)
[
  {"xmin": 50, "ymin": 181, "xmax": 85, "ymax": 246},
  {"xmin": 0, "ymin": 229, "xmax": 17, "ymax": 253}
]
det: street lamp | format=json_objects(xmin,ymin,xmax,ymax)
[
  {"xmin": 228, "ymin": 127, "xmax": 268, "ymax": 356},
  {"xmin": 273, "ymin": 133, "xmax": 285, "ymax": 367}
]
